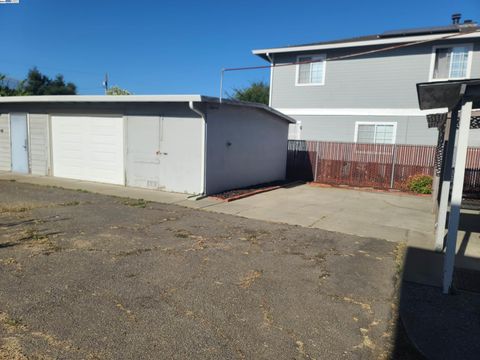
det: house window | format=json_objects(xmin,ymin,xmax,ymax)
[
  {"xmin": 355, "ymin": 122, "xmax": 396, "ymax": 144},
  {"xmin": 431, "ymin": 45, "xmax": 471, "ymax": 80},
  {"xmin": 296, "ymin": 55, "xmax": 326, "ymax": 86}
]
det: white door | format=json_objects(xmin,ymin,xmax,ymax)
[
  {"xmin": 126, "ymin": 116, "xmax": 162, "ymax": 189},
  {"xmin": 10, "ymin": 113, "xmax": 29, "ymax": 173},
  {"xmin": 51, "ymin": 115, "xmax": 125, "ymax": 185}
]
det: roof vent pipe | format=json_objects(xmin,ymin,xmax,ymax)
[{"xmin": 452, "ymin": 13, "xmax": 461, "ymax": 25}]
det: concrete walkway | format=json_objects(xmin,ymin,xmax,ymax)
[{"xmin": 0, "ymin": 173, "xmax": 434, "ymax": 245}]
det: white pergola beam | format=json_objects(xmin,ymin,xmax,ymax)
[
  {"xmin": 434, "ymin": 114, "xmax": 457, "ymax": 251},
  {"xmin": 443, "ymin": 100, "xmax": 473, "ymax": 294}
]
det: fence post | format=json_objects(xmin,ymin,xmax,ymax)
[
  {"xmin": 314, "ymin": 141, "xmax": 320, "ymax": 182},
  {"xmin": 390, "ymin": 143, "xmax": 398, "ymax": 189}
]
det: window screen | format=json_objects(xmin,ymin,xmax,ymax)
[
  {"xmin": 433, "ymin": 46, "xmax": 469, "ymax": 79},
  {"xmin": 357, "ymin": 124, "xmax": 376, "ymax": 143},
  {"xmin": 356, "ymin": 123, "xmax": 395, "ymax": 144},
  {"xmin": 297, "ymin": 55, "xmax": 325, "ymax": 84}
]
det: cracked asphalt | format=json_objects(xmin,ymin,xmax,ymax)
[{"xmin": 0, "ymin": 181, "xmax": 401, "ymax": 359}]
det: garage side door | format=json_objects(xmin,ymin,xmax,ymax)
[{"xmin": 51, "ymin": 115, "xmax": 125, "ymax": 185}]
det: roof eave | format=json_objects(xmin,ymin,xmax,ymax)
[
  {"xmin": 253, "ymin": 30, "xmax": 480, "ymax": 58},
  {"xmin": 199, "ymin": 96, "xmax": 296, "ymax": 124},
  {"xmin": 0, "ymin": 95, "xmax": 204, "ymax": 103},
  {"xmin": 0, "ymin": 95, "xmax": 296, "ymax": 124}
]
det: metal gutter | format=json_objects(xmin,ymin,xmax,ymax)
[
  {"xmin": 266, "ymin": 53, "xmax": 274, "ymax": 107},
  {"xmin": 189, "ymin": 101, "xmax": 208, "ymax": 196}
]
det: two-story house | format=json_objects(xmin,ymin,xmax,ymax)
[{"xmin": 253, "ymin": 14, "xmax": 480, "ymax": 145}]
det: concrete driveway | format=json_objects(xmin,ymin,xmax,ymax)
[
  {"xmin": 0, "ymin": 180, "xmax": 404, "ymax": 359},
  {"xmin": 200, "ymin": 184, "xmax": 434, "ymax": 244}
]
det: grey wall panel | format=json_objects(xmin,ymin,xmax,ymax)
[
  {"xmin": 205, "ymin": 104, "xmax": 289, "ymax": 195},
  {"xmin": 28, "ymin": 114, "xmax": 49, "ymax": 175},
  {"xmin": 292, "ymin": 115, "xmax": 439, "ymax": 145},
  {"xmin": 271, "ymin": 40, "xmax": 480, "ymax": 109},
  {"xmin": 0, "ymin": 114, "xmax": 11, "ymax": 171},
  {"xmin": 468, "ymin": 129, "xmax": 480, "ymax": 147}
]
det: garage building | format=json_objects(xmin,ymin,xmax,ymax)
[{"xmin": 0, "ymin": 95, "xmax": 293, "ymax": 195}]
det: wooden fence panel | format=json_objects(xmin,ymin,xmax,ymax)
[
  {"xmin": 464, "ymin": 147, "xmax": 480, "ymax": 196},
  {"xmin": 287, "ymin": 140, "xmax": 480, "ymax": 193},
  {"xmin": 286, "ymin": 140, "xmax": 316, "ymax": 181}
]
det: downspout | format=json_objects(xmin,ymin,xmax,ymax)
[
  {"xmin": 265, "ymin": 53, "xmax": 274, "ymax": 107},
  {"xmin": 189, "ymin": 101, "xmax": 207, "ymax": 196}
]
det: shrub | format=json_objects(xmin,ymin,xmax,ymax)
[{"xmin": 404, "ymin": 174, "xmax": 433, "ymax": 194}]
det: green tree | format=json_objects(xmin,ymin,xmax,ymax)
[
  {"xmin": 19, "ymin": 68, "xmax": 77, "ymax": 95},
  {"xmin": 230, "ymin": 81, "xmax": 269, "ymax": 105},
  {"xmin": 106, "ymin": 85, "xmax": 131, "ymax": 95},
  {"xmin": 0, "ymin": 74, "xmax": 19, "ymax": 96}
]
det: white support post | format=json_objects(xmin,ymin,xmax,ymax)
[
  {"xmin": 443, "ymin": 100, "xmax": 472, "ymax": 294},
  {"xmin": 434, "ymin": 113, "xmax": 457, "ymax": 251}
]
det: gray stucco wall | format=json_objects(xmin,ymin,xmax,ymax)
[
  {"xmin": 270, "ymin": 39, "xmax": 480, "ymax": 109},
  {"xmin": 29, "ymin": 114, "xmax": 49, "ymax": 175},
  {"xmin": 205, "ymin": 104, "xmax": 289, "ymax": 195},
  {"xmin": 0, "ymin": 114, "xmax": 10, "ymax": 171}
]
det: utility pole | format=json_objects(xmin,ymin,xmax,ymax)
[{"xmin": 103, "ymin": 73, "xmax": 109, "ymax": 95}]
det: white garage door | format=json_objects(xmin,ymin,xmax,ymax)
[{"xmin": 51, "ymin": 115, "xmax": 125, "ymax": 185}]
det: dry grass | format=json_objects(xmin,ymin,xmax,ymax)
[
  {"xmin": 122, "ymin": 198, "xmax": 149, "ymax": 208},
  {"xmin": 238, "ymin": 270, "xmax": 262, "ymax": 289},
  {"xmin": 0, "ymin": 204, "xmax": 33, "ymax": 214}
]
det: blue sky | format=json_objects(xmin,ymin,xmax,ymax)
[{"xmin": 0, "ymin": 0, "xmax": 478, "ymax": 96}]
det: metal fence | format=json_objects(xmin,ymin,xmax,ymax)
[{"xmin": 287, "ymin": 140, "xmax": 480, "ymax": 191}]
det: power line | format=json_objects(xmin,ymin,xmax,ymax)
[{"xmin": 219, "ymin": 29, "xmax": 478, "ymax": 100}]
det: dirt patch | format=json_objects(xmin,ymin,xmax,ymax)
[{"xmin": 211, "ymin": 181, "xmax": 289, "ymax": 202}]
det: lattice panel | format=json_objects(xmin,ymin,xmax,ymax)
[{"xmin": 427, "ymin": 113, "xmax": 480, "ymax": 129}]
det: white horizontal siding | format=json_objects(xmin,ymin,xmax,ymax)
[{"xmin": 0, "ymin": 114, "xmax": 11, "ymax": 171}]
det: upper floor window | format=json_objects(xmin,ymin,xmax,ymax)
[
  {"xmin": 296, "ymin": 54, "xmax": 326, "ymax": 86},
  {"xmin": 355, "ymin": 122, "xmax": 397, "ymax": 144},
  {"xmin": 431, "ymin": 45, "xmax": 472, "ymax": 80}
]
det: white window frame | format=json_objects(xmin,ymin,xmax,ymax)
[
  {"xmin": 428, "ymin": 43, "xmax": 473, "ymax": 82},
  {"xmin": 354, "ymin": 121, "xmax": 397, "ymax": 144},
  {"xmin": 295, "ymin": 54, "xmax": 326, "ymax": 86}
]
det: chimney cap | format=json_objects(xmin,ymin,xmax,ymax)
[{"xmin": 452, "ymin": 13, "xmax": 462, "ymax": 24}]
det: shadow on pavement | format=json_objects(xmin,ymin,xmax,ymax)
[{"xmin": 392, "ymin": 245, "xmax": 480, "ymax": 359}]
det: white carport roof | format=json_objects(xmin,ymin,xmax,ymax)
[{"xmin": 0, "ymin": 95, "xmax": 296, "ymax": 124}]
